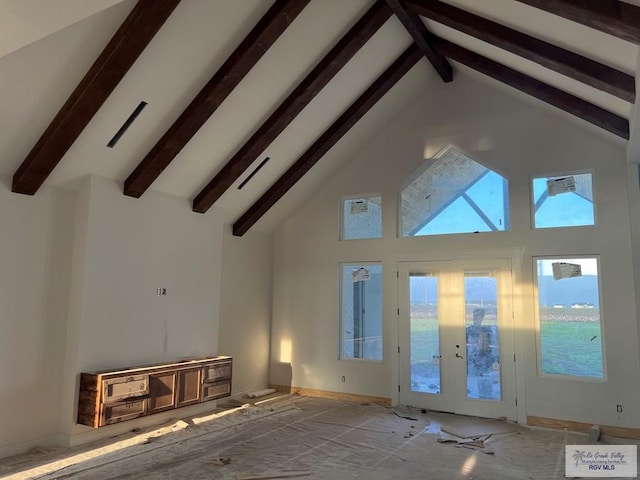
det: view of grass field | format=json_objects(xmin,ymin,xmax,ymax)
[
  {"xmin": 409, "ymin": 304, "xmax": 604, "ymax": 388},
  {"xmin": 410, "ymin": 314, "xmax": 440, "ymax": 381},
  {"xmin": 539, "ymin": 307, "xmax": 603, "ymax": 378}
]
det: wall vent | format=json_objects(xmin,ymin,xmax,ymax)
[
  {"xmin": 107, "ymin": 101, "xmax": 147, "ymax": 148},
  {"xmin": 238, "ymin": 157, "xmax": 270, "ymax": 190}
]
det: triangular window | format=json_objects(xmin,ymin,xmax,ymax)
[{"xmin": 400, "ymin": 146, "xmax": 509, "ymax": 236}]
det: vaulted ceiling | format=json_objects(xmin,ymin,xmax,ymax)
[{"xmin": 1, "ymin": 0, "xmax": 639, "ymax": 235}]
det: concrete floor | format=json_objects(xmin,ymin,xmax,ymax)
[{"xmin": 2, "ymin": 394, "xmax": 639, "ymax": 479}]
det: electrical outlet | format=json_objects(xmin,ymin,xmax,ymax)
[{"xmin": 617, "ymin": 404, "xmax": 624, "ymax": 413}]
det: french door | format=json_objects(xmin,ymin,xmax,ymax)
[{"xmin": 398, "ymin": 259, "xmax": 516, "ymax": 420}]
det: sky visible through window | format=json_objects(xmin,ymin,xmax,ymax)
[
  {"xmin": 413, "ymin": 170, "xmax": 508, "ymax": 236},
  {"xmin": 532, "ymin": 174, "xmax": 594, "ymax": 229}
]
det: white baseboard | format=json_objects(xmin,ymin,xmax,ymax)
[
  {"xmin": 0, "ymin": 434, "xmax": 61, "ymax": 459},
  {"xmin": 219, "ymin": 386, "xmax": 274, "ymax": 404}
]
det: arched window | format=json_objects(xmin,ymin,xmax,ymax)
[{"xmin": 400, "ymin": 145, "xmax": 509, "ymax": 236}]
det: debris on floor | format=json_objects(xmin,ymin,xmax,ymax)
[
  {"xmin": 437, "ymin": 431, "xmax": 495, "ymax": 454},
  {"xmin": 394, "ymin": 409, "xmax": 418, "ymax": 421},
  {"xmin": 220, "ymin": 399, "xmax": 251, "ymax": 409},
  {"xmin": 246, "ymin": 388, "xmax": 277, "ymax": 398},
  {"xmin": 5, "ymin": 395, "xmax": 640, "ymax": 480},
  {"xmin": 441, "ymin": 415, "xmax": 525, "ymax": 438},
  {"xmin": 393, "ymin": 404, "xmax": 430, "ymax": 423}
]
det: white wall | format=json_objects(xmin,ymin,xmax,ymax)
[
  {"xmin": 0, "ymin": 177, "xmax": 75, "ymax": 455},
  {"xmin": 0, "ymin": 173, "xmax": 245, "ymax": 456},
  {"xmin": 271, "ymin": 70, "xmax": 640, "ymax": 428},
  {"xmin": 78, "ymin": 176, "xmax": 223, "ymax": 370},
  {"xmin": 58, "ymin": 175, "xmax": 225, "ymax": 442},
  {"xmin": 219, "ymin": 227, "xmax": 273, "ymax": 395}
]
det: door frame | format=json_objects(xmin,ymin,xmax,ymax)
[{"xmin": 392, "ymin": 248, "xmax": 527, "ymax": 424}]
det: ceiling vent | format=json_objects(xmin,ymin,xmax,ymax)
[
  {"xmin": 238, "ymin": 157, "xmax": 270, "ymax": 190},
  {"xmin": 107, "ymin": 101, "xmax": 147, "ymax": 148}
]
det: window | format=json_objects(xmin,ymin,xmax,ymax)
[
  {"xmin": 342, "ymin": 195, "xmax": 382, "ymax": 240},
  {"xmin": 340, "ymin": 263, "xmax": 382, "ymax": 360},
  {"xmin": 400, "ymin": 145, "xmax": 509, "ymax": 236},
  {"xmin": 535, "ymin": 257, "xmax": 604, "ymax": 379},
  {"xmin": 532, "ymin": 173, "xmax": 595, "ymax": 228}
]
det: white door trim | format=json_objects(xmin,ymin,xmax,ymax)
[{"xmin": 394, "ymin": 247, "xmax": 527, "ymax": 423}]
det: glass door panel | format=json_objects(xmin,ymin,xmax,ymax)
[
  {"xmin": 409, "ymin": 274, "xmax": 440, "ymax": 394},
  {"xmin": 399, "ymin": 259, "xmax": 516, "ymax": 420},
  {"xmin": 464, "ymin": 273, "xmax": 501, "ymax": 401}
]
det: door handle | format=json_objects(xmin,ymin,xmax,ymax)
[{"xmin": 455, "ymin": 353, "xmax": 464, "ymax": 359}]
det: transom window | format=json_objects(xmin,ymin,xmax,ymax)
[
  {"xmin": 342, "ymin": 195, "xmax": 382, "ymax": 240},
  {"xmin": 532, "ymin": 172, "xmax": 595, "ymax": 229},
  {"xmin": 400, "ymin": 145, "xmax": 509, "ymax": 236}
]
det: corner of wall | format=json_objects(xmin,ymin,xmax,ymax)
[{"xmin": 219, "ymin": 227, "xmax": 273, "ymax": 394}]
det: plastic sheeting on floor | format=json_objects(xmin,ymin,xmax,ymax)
[{"xmin": 3, "ymin": 394, "xmax": 640, "ymax": 480}]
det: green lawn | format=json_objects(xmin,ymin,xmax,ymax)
[
  {"xmin": 409, "ymin": 306, "xmax": 603, "ymax": 379},
  {"xmin": 539, "ymin": 307, "xmax": 603, "ymax": 378}
]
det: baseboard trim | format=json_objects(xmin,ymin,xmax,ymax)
[
  {"xmin": 527, "ymin": 416, "xmax": 640, "ymax": 440},
  {"xmin": 0, "ymin": 434, "xmax": 60, "ymax": 459},
  {"xmin": 269, "ymin": 384, "xmax": 391, "ymax": 407}
]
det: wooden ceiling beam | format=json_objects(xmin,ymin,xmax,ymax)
[
  {"xmin": 384, "ymin": 0, "xmax": 452, "ymax": 82},
  {"xmin": 515, "ymin": 0, "xmax": 640, "ymax": 44},
  {"xmin": 124, "ymin": 0, "xmax": 310, "ymax": 198},
  {"xmin": 432, "ymin": 37, "xmax": 629, "ymax": 140},
  {"xmin": 406, "ymin": 0, "xmax": 635, "ymax": 103},
  {"xmin": 232, "ymin": 44, "xmax": 422, "ymax": 236},
  {"xmin": 12, "ymin": 0, "xmax": 181, "ymax": 195},
  {"xmin": 192, "ymin": 1, "xmax": 392, "ymax": 213}
]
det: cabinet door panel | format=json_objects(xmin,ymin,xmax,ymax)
[
  {"xmin": 202, "ymin": 380, "xmax": 231, "ymax": 401},
  {"xmin": 177, "ymin": 368, "xmax": 201, "ymax": 407},
  {"xmin": 148, "ymin": 371, "xmax": 176, "ymax": 414},
  {"xmin": 103, "ymin": 399, "xmax": 147, "ymax": 425},
  {"xmin": 203, "ymin": 361, "xmax": 232, "ymax": 382},
  {"xmin": 103, "ymin": 375, "xmax": 148, "ymax": 403}
]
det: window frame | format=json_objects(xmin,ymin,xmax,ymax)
[
  {"xmin": 533, "ymin": 255, "xmax": 607, "ymax": 382},
  {"xmin": 338, "ymin": 262, "xmax": 383, "ymax": 362},
  {"xmin": 397, "ymin": 145, "xmax": 510, "ymax": 237},
  {"xmin": 530, "ymin": 169, "xmax": 597, "ymax": 230},
  {"xmin": 340, "ymin": 193, "xmax": 383, "ymax": 241}
]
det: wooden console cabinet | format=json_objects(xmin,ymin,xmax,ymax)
[{"xmin": 78, "ymin": 356, "xmax": 232, "ymax": 428}]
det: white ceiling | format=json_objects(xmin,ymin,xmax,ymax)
[
  {"xmin": 0, "ymin": 0, "xmax": 125, "ymax": 59},
  {"xmin": 0, "ymin": 0, "xmax": 638, "ymax": 232}
]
